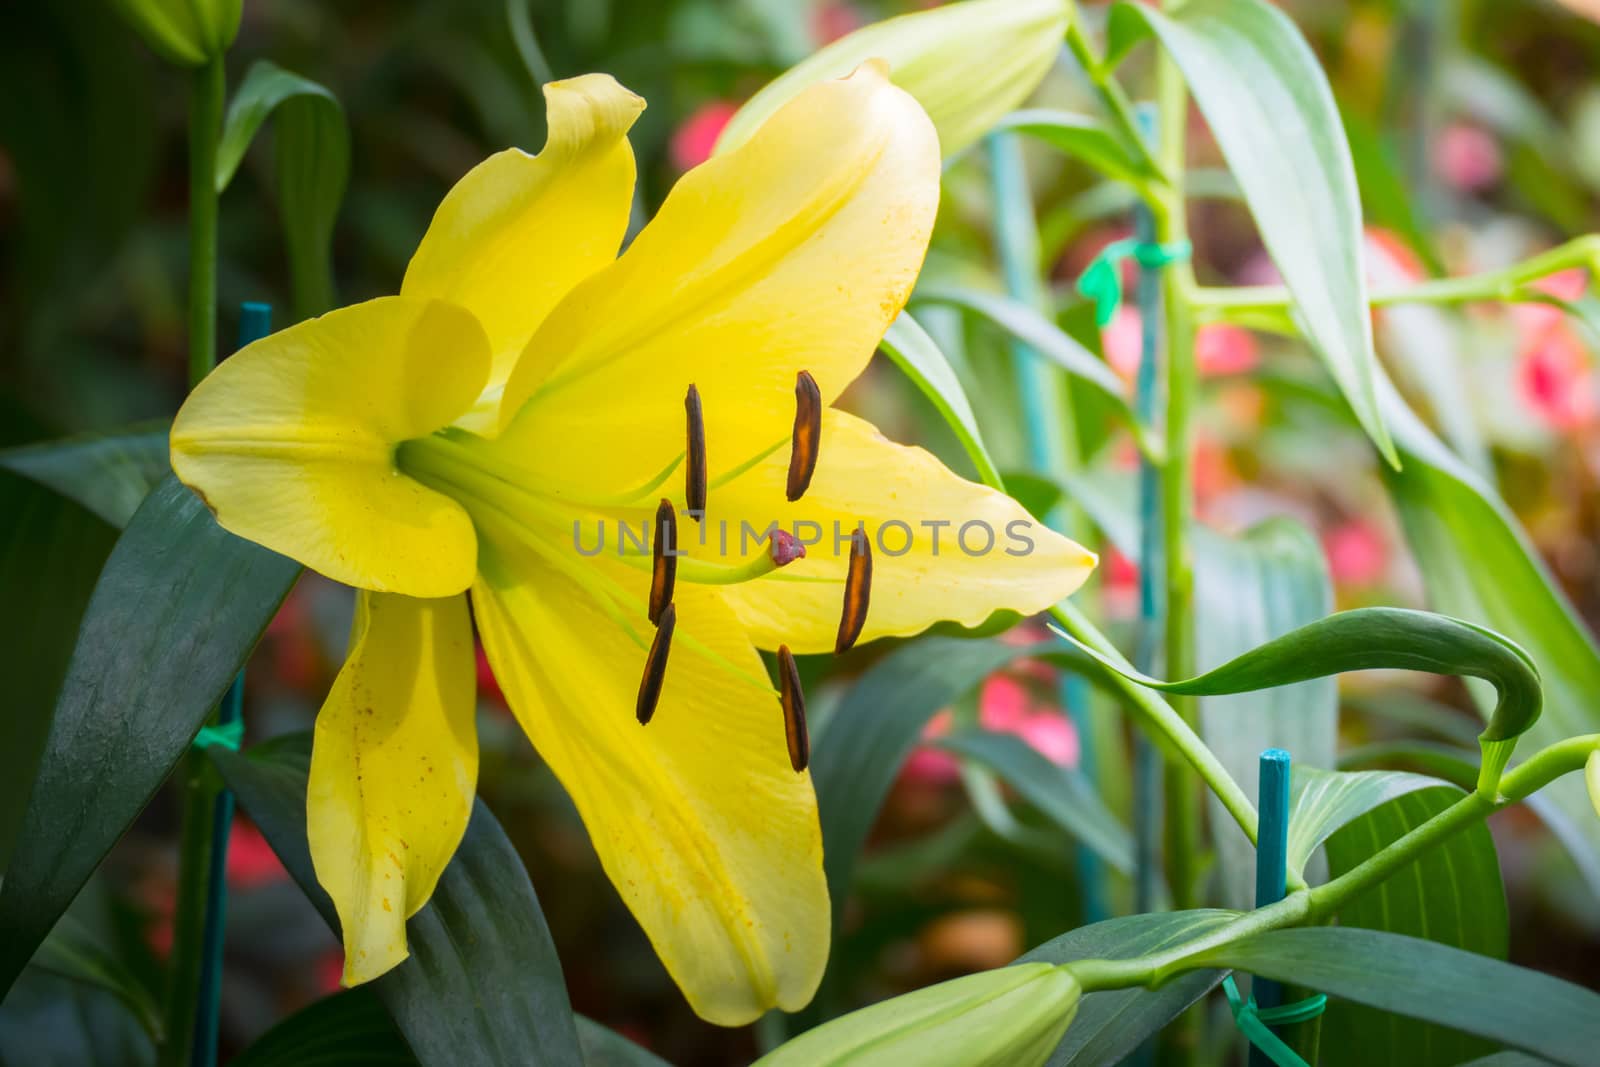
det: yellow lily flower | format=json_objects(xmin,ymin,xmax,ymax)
[{"xmin": 170, "ymin": 64, "xmax": 1095, "ymax": 1025}]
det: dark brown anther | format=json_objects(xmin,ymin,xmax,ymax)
[
  {"xmin": 636, "ymin": 602, "xmax": 676, "ymax": 725},
  {"xmin": 834, "ymin": 526, "xmax": 872, "ymax": 654},
  {"xmin": 777, "ymin": 645, "xmax": 809, "ymax": 773},
  {"xmin": 786, "ymin": 370, "xmax": 821, "ymax": 502},
  {"xmin": 685, "ymin": 384, "xmax": 707, "ymax": 517},
  {"xmin": 649, "ymin": 498, "xmax": 677, "ymax": 626}
]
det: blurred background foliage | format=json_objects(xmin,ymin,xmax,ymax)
[{"xmin": 6, "ymin": 0, "xmax": 1600, "ymax": 1063}]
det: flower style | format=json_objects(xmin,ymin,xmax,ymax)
[{"xmin": 169, "ymin": 66, "xmax": 1095, "ymax": 1024}]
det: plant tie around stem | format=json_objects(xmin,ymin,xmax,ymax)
[
  {"xmin": 1221, "ymin": 974, "xmax": 1327, "ymax": 1067},
  {"xmin": 1075, "ymin": 237, "xmax": 1193, "ymax": 327},
  {"xmin": 191, "ymin": 720, "xmax": 244, "ymax": 752}
]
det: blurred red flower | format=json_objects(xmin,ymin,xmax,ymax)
[{"xmin": 669, "ymin": 100, "xmax": 739, "ymax": 172}]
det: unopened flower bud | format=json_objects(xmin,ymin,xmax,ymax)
[
  {"xmin": 111, "ymin": 0, "xmax": 241, "ymax": 67},
  {"xmin": 757, "ymin": 962, "xmax": 1081, "ymax": 1066},
  {"xmin": 715, "ymin": 0, "xmax": 1073, "ymax": 160}
]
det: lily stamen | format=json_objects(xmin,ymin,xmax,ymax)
[
  {"xmin": 649, "ymin": 498, "xmax": 677, "ymax": 626},
  {"xmin": 835, "ymin": 526, "xmax": 871, "ymax": 654},
  {"xmin": 685, "ymin": 384, "xmax": 707, "ymax": 517},
  {"xmin": 777, "ymin": 645, "xmax": 808, "ymax": 773},
  {"xmin": 787, "ymin": 370, "xmax": 821, "ymax": 502},
  {"xmin": 637, "ymin": 602, "xmax": 676, "ymax": 724}
]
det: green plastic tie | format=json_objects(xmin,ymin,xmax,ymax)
[
  {"xmin": 1222, "ymin": 975, "xmax": 1327, "ymax": 1067},
  {"xmin": 192, "ymin": 720, "xmax": 244, "ymax": 752},
  {"xmin": 1075, "ymin": 237, "xmax": 1193, "ymax": 327}
]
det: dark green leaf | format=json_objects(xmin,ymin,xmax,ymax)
[
  {"xmin": 0, "ymin": 473, "xmax": 118, "ymax": 874},
  {"xmin": 217, "ymin": 60, "xmax": 349, "ymax": 319},
  {"xmin": 1019, "ymin": 910, "xmax": 1236, "ymax": 1066},
  {"xmin": 1284, "ymin": 768, "xmax": 1442, "ymax": 876},
  {"xmin": 0, "ymin": 424, "xmax": 169, "ymax": 528},
  {"xmin": 0, "ymin": 475, "xmax": 300, "ymax": 994},
  {"xmin": 0, "ymin": 966, "xmax": 155, "ymax": 1066},
  {"xmin": 879, "ymin": 312, "xmax": 1004, "ymax": 490},
  {"xmin": 1111, "ymin": 0, "xmax": 1396, "ymax": 464},
  {"xmin": 1378, "ymin": 377, "xmax": 1600, "ymax": 893},
  {"xmin": 935, "ymin": 728, "xmax": 1133, "ymax": 874},
  {"xmin": 232, "ymin": 987, "xmax": 417, "ymax": 1067},
  {"xmin": 576, "ymin": 1016, "xmax": 672, "ymax": 1067},
  {"xmin": 212, "ymin": 735, "xmax": 585, "ymax": 1067},
  {"xmin": 992, "ymin": 109, "xmax": 1153, "ymax": 186},
  {"xmin": 1320, "ymin": 786, "xmax": 1507, "ymax": 1066},
  {"xmin": 1195, "ymin": 929, "xmax": 1595, "ymax": 1067},
  {"xmin": 909, "ymin": 284, "xmax": 1162, "ymax": 460},
  {"xmin": 32, "ymin": 914, "xmax": 163, "ymax": 1044}
]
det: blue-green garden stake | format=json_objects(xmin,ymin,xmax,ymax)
[
  {"xmin": 192, "ymin": 301, "xmax": 271, "ymax": 1067},
  {"xmin": 1251, "ymin": 747, "xmax": 1293, "ymax": 1067}
]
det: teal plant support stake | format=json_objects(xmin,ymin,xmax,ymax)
[
  {"xmin": 1131, "ymin": 104, "xmax": 1165, "ymax": 916},
  {"xmin": 984, "ymin": 130, "xmax": 1107, "ymax": 924},
  {"xmin": 190, "ymin": 302, "xmax": 272, "ymax": 1067}
]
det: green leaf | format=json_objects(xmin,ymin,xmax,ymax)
[
  {"xmin": 935, "ymin": 728, "xmax": 1134, "ymax": 873},
  {"xmin": 1194, "ymin": 928, "xmax": 1596, "ymax": 1067},
  {"xmin": 991, "ymin": 109, "xmax": 1153, "ymax": 186},
  {"xmin": 1378, "ymin": 378, "xmax": 1600, "ymax": 893},
  {"xmin": 32, "ymin": 914, "xmax": 164, "ymax": 1044},
  {"xmin": 575, "ymin": 1016, "xmax": 672, "ymax": 1067},
  {"xmin": 0, "ymin": 424, "xmax": 169, "ymax": 528},
  {"xmin": 1051, "ymin": 606, "xmax": 1542, "ymax": 793},
  {"xmin": 1284, "ymin": 768, "xmax": 1444, "ymax": 877},
  {"xmin": 1110, "ymin": 0, "xmax": 1397, "ymax": 465},
  {"xmin": 0, "ymin": 472, "xmax": 119, "ymax": 874},
  {"xmin": 1192, "ymin": 517, "xmax": 1335, "ymax": 907},
  {"xmin": 232, "ymin": 987, "xmax": 417, "ymax": 1067},
  {"xmin": 0, "ymin": 475, "xmax": 300, "ymax": 994},
  {"xmin": 217, "ymin": 60, "xmax": 349, "ymax": 318},
  {"xmin": 879, "ymin": 312, "xmax": 1005, "ymax": 490},
  {"xmin": 909, "ymin": 284, "xmax": 1163, "ymax": 461},
  {"xmin": 1319, "ymin": 785, "xmax": 1507, "ymax": 1066},
  {"xmin": 212, "ymin": 735, "xmax": 586, "ymax": 1067},
  {"xmin": 0, "ymin": 966, "xmax": 155, "ymax": 1066},
  {"xmin": 1018, "ymin": 910, "xmax": 1236, "ymax": 1065}
]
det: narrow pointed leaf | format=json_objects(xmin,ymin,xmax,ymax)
[
  {"xmin": 575, "ymin": 1017, "xmax": 673, "ymax": 1067},
  {"xmin": 935, "ymin": 728, "xmax": 1134, "ymax": 873},
  {"xmin": 0, "ymin": 425, "xmax": 169, "ymax": 528},
  {"xmin": 1319, "ymin": 785, "xmax": 1507, "ymax": 1066},
  {"xmin": 1195, "ymin": 929, "xmax": 1596, "ymax": 1067},
  {"xmin": 879, "ymin": 311, "xmax": 1005, "ymax": 490},
  {"xmin": 992, "ymin": 109, "xmax": 1153, "ymax": 186},
  {"xmin": 231, "ymin": 988, "xmax": 417, "ymax": 1067},
  {"xmin": 1110, "ymin": 0, "xmax": 1397, "ymax": 464},
  {"xmin": 910, "ymin": 284, "xmax": 1163, "ymax": 460},
  {"xmin": 0, "ymin": 475, "xmax": 300, "ymax": 995},
  {"xmin": 1284, "ymin": 767, "xmax": 1442, "ymax": 876},
  {"xmin": 211, "ymin": 735, "xmax": 584, "ymax": 1067},
  {"xmin": 1019, "ymin": 910, "xmax": 1236, "ymax": 1066},
  {"xmin": 216, "ymin": 60, "xmax": 349, "ymax": 318}
]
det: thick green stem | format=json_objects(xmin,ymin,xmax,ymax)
[
  {"xmin": 187, "ymin": 58, "xmax": 224, "ymax": 387},
  {"xmin": 165, "ymin": 55, "xmax": 227, "ymax": 1067},
  {"xmin": 1192, "ymin": 234, "xmax": 1600, "ymax": 323},
  {"xmin": 1151, "ymin": 37, "xmax": 1204, "ymax": 913},
  {"xmin": 1066, "ymin": 20, "xmax": 1166, "ymax": 185},
  {"xmin": 1063, "ymin": 736, "xmax": 1600, "ymax": 994}
]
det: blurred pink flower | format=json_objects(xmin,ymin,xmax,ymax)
[
  {"xmin": 1433, "ymin": 122, "xmax": 1502, "ymax": 192},
  {"xmin": 476, "ymin": 643, "xmax": 506, "ymax": 709},
  {"xmin": 226, "ymin": 819, "xmax": 287, "ymax": 889},
  {"xmin": 1014, "ymin": 713, "xmax": 1078, "ymax": 767},
  {"xmin": 812, "ymin": 1, "xmax": 865, "ymax": 43},
  {"xmin": 1322, "ymin": 519, "xmax": 1389, "ymax": 588},
  {"xmin": 669, "ymin": 100, "xmax": 739, "ymax": 172},
  {"xmin": 901, "ymin": 664, "xmax": 1081, "ymax": 785},
  {"xmin": 1512, "ymin": 269, "xmax": 1597, "ymax": 430},
  {"xmin": 1103, "ymin": 307, "xmax": 1257, "ymax": 379}
]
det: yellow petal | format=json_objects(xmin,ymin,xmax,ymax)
[
  {"xmin": 494, "ymin": 61, "xmax": 939, "ymax": 494},
  {"xmin": 170, "ymin": 296, "xmax": 490, "ymax": 596},
  {"xmin": 471, "ymin": 545, "xmax": 828, "ymax": 1026},
  {"xmin": 307, "ymin": 590, "xmax": 478, "ymax": 985},
  {"xmin": 403, "ymin": 74, "xmax": 644, "ymax": 430},
  {"xmin": 713, "ymin": 409, "xmax": 1097, "ymax": 652}
]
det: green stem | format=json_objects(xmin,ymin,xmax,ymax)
[
  {"xmin": 187, "ymin": 57, "xmax": 224, "ymax": 387},
  {"xmin": 1063, "ymin": 735, "xmax": 1600, "ymax": 993},
  {"xmin": 1192, "ymin": 234, "xmax": 1600, "ymax": 322},
  {"xmin": 1065, "ymin": 20, "xmax": 1167, "ymax": 185},
  {"xmin": 164, "ymin": 54, "xmax": 227, "ymax": 1067},
  {"xmin": 1152, "ymin": 34, "xmax": 1203, "ymax": 913}
]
